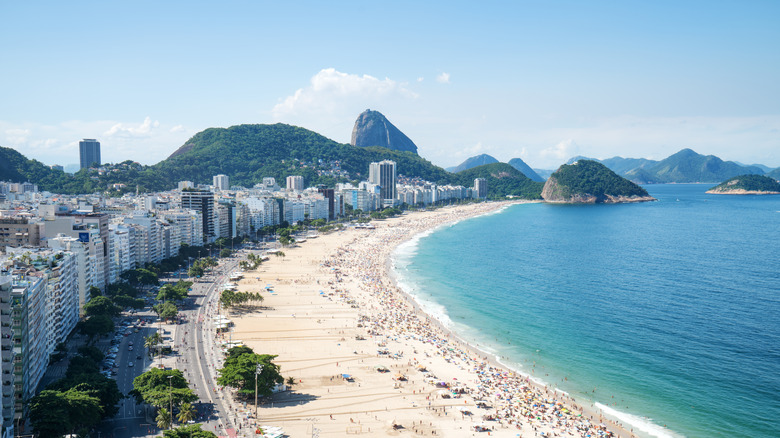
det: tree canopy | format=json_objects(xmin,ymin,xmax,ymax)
[
  {"xmin": 159, "ymin": 424, "xmax": 218, "ymax": 438},
  {"xmin": 216, "ymin": 347, "xmax": 284, "ymax": 398},
  {"xmin": 130, "ymin": 368, "xmax": 198, "ymax": 408},
  {"xmin": 83, "ymin": 295, "xmax": 122, "ymax": 317},
  {"xmin": 29, "ymin": 388, "xmax": 103, "ymax": 437}
]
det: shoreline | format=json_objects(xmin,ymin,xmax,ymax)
[{"xmin": 230, "ymin": 202, "xmax": 641, "ymax": 437}]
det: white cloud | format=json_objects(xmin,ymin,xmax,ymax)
[
  {"xmin": 417, "ymin": 77, "xmax": 424, "ymax": 82},
  {"xmin": 436, "ymin": 72, "xmax": 450, "ymax": 84},
  {"xmin": 271, "ymin": 68, "xmax": 419, "ymax": 143},
  {"xmin": 104, "ymin": 116, "xmax": 160, "ymax": 138},
  {"xmin": 541, "ymin": 139, "xmax": 579, "ymax": 161},
  {"xmin": 0, "ymin": 118, "xmax": 190, "ymax": 166},
  {"xmin": 4, "ymin": 128, "xmax": 30, "ymax": 144}
]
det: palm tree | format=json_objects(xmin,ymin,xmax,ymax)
[
  {"xmin": 177, "ymin": 402, "xmax": 196, "ymax": 424},
  {"xmin": 156, "ymin": 407, "xmax": 172, "ymax": 430},
  {"xmin": 144, "ymin": 332, "xmax": 162, "ymax": 359}
]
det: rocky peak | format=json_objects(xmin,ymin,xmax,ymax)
[{"xmin": 350, "ymin": 109, "xmax": 418, "ymax": 154}]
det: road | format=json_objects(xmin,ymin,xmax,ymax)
[{"xmin": 97, "ymin": 254, "xmax": 244, "ymax": 437}]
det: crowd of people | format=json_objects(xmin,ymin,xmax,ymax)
[{"xmin": 318, "ymin": 204, "xmax": 630, "ymax": 437}]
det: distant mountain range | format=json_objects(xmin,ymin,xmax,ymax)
[
  {"xmin": 566, "ymin": 148, "xmax": 774, "ymax": 184},
  {"xmin": 447, "ymin": 154, "xmax": 544, "ymax": 182},
  {"xmin": 446, "ymin": 154, "xmax": 498, "ymax": 172}
]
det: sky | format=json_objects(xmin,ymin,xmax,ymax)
[{"xmin": 1, "ymin": 0, "xmax": 779, "ymax": 171}]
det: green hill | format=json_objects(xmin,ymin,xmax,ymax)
[
  {"xmin": 451, "ymin": 163, "xmax": 544, "ymax": 199},
  {"xmin": 446, "ymin": 154, "xmax": 499, "ymax": 173},
  {"xmin": 154, "ymin": 123, "xmax": 450, "ymax": 189},
  {"xmin": 2, "ymin": 124, "xmax": 543, "ymax": 198},
  {"xmin": 706, "ymin": 174, "xmax": 780, "ymax": 194},
  {"xmin": 541, "ymin": 160, "xmax": 654, "ymax": 203},
  {"xmin": 507, "ymin": 158, "xmax": 545, "ymax": 182},
  {"xmin": 642, "ymin": 149, "xmax": 764, "ymax": 183}
]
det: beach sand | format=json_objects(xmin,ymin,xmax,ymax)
[{"xmin": 228, "ymin": 202, "xmax": 633, "ymax": 437}]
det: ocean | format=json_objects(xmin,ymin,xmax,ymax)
[{"xmin": 392, "ymin": 184, "xmax": 780, "ymax": 438}]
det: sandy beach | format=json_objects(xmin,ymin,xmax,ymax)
[{"xmin": 228, "ymin": 202, "xmax": 634, "ymax": 437}]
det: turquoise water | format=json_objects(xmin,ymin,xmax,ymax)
[{"xmin": 392, "ymin": 185, "xmax": 780, "ymax": 438}]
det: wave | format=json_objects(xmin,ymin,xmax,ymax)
[{"xmin": 595, "ymin": 403, "xmax": 683, "ymax": 438}]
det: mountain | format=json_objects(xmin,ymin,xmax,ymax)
[
  {"xmin": 533, "ymin": 168, "xmax": 555, "ymax": 180},
  {"xmin": 766, "ymin": 168, "xmax": 780, "ymax": 180},
  {"xmin": 706, "ymin": 174, "xmax": 780, "ymax": 195},
  {"xmin": 541, "ymin": 160, "xmax": 655, "ymax": 203},
  {"xmin": 162, "ymin": 123, "xmax": 444, "ymax": 190},
  {"xmin": 641, "ymin": 149, "xmax": 764, "ymax": 184},
  {"xmin": 451, "ymin": 163, "xmax": 544, "ymax": 199},
  {"xmin": 599, "ymin": 157, "xmax": 658, "ymax": 175},
  {"xmin": 447, "ymin": 154, "xmax": 499, "ymax": 173},
  {"xmin": 566, "ymin": 155, "xmax": 598, "ymax": 165},
  {"xmin": 507, "ymin": 158, "xmax": 545, "ymax": 182},
  {"xmin": 0, "ymin": 146, "xmax": 81, "ymax": 192},
  {"xmin": 734, "ymin": 162, "xmax": 772, "ymax": 173},
  {"xmin": 569, "ymin": 150, "xmax": 766, "ymax": 184},
  {"xmin": 350, "ymin": 109, "xmax": 418, "ymax": 154},
  {"xmin": 2, "ymin": 124, "xmax": 545, "ymax": 198}
]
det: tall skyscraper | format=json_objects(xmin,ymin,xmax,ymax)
[
  {"xmin": 286, "ymin": 175, "xmax": 304, "ymax": 191},
  {"xmin": 213, "ymin": 174, "xmax": 229, "ymax": 191},
  {"xmin": 180, "ymin": 189, "xmax": 215, "ymax": 243},
  {"xmin": 79, "ymin": 139, "xmax": 101, "ymax": 169},
  {"xmin": 368, "ymin": 160, "xmax": 397, "ymax": 207},
  {"xmin": 474, "ymin": 178, "xmax": 488, "ymax": 198}
]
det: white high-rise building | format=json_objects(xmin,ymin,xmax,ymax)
[
  {"xmin": 124, "ymin": 212, "xmax": 162, "ymax": 265},
  {"xmin": 108, "ymin": 223, "xmax": 133, "ymax": 284},
  {"xmin": 474, "ymin": 178, "xmax": 488, "ymax": 198},
  {"xmin": 213, "ymin": 174, "xmax": 229, "ymax": 191},
  {"xmin": 286, "ymin": 175, "xmax": 304, "ymax": 191},
  {"xmin": 369, "ymin": 160, "xmax": 397, "ymax": 207}
]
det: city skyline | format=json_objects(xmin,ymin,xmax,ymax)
[{"xmin": 1, "ymin": 1, "xmax": 779, "ymax": 170}]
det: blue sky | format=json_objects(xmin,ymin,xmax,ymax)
[{"xmin": 1, "ymin": 0, "xmax": 778, "ymax": 170}]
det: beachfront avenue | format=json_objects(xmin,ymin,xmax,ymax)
[{"xmin": 95, "ymin": 254, "xmax": 245, "ymax": 437}]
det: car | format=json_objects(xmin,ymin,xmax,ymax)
[
  {"xmin": 128, "ymin": 362, "xmax": 134, "ymax": 367},
  {"xmin": 128, "ymin": 346, "xmax": 134, "ymax": 351},
  {"xmin": 136, "ymin": 354, "xmax": 143, "ymax": 360},
  {"xmin": 128, "ymin": 341, "xmax": 134, "ymax": 346}
]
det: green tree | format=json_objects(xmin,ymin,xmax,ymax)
[
  {"xmin": 29, "ymin": 388, "xmax": 103, "ymax": 437},
  {"xmin": 155, "ymin": 301, "xmax": 179, "ymax": 320},
  {"xmin": 145, "ymin": 332, "xmax": 163, "ymax": 358},
  {"xmin": 130, "ymin": 368, "xmax": 197, "ymax": 408},
  {"xmin": 77, "ymin": 314, "xmax": 115, "ymax": 341},
  {"xmin": 216, "ymin": 347, "xmax": 284, "ymax": 398},
  {"xmin": 156, "ymin": 407, "xmax": 172, "ymax": 430},
  {"xmin": 88, "ymin": 285, "xmax": 102, "ymax": 298},
  {"xmin": 121, "ymin": 268, "xmax": 159, "ymax": 286},
  {"xmin": 160, "ymin": 424, "xmax": 218, "ymax": 438},
  {"xmin": 188, "ymin": 264, "xmax": 204, "ymax": 278},
  {"xmin": 113, "ymin": 294, "xmax": 145, "ymax": 309},
  {"xmin": 83, "ymin": 295, "xmax": 121, "ymax": 317},
  {"xmin": 48, "ymin": 375, "xmax": 122, "ymax": 420},
  {"xmin": 177, "ymin": 401, "xmax": 196, "ymax": 424}
]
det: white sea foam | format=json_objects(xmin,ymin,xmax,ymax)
[{"xmin": 595, "ymin": 403, "xmax": 684, "ymax": 438}]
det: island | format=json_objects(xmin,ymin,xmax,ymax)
[
  {"xmin": 706, "ymin": 174, "xmax": 780, "ymax": 195},
  {"xmin": 541, "ymin": 159, "xmax": 656, "ymax": 203}
]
